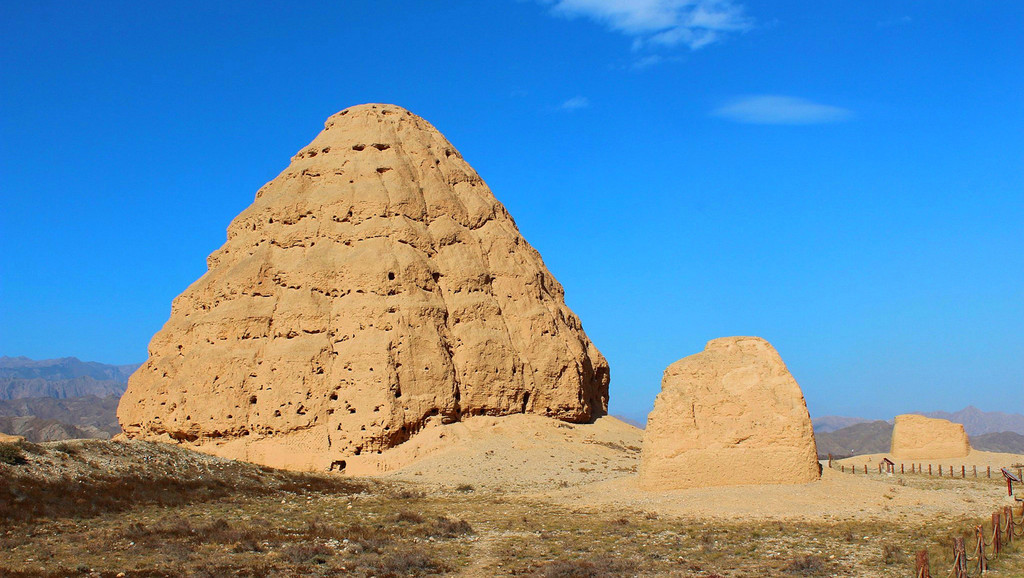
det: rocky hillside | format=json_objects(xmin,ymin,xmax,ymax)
[
  {"xmin": 970, "ymin": 431, "xmax": 1024, "ymax": 454},
  {"xmin": 0, "ymin": 356, "xmax": 139, "ymax": 400},
  {"xmin": 815, "ymin": 420, "xmax": 893, "ymax": 459},
  {"xmin": 0, "ymin": 395, "xmax": 120, "ymax": 442}
]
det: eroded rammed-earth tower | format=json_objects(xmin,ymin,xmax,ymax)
[
  {"xmin": 639, "ymin": 337, "xmax": 819, "ymax": 490},
  {"xmin": 118, "ymin": 104, "xmax": 609, "ymax": 470}
]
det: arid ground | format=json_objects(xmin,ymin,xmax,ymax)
[{"xmin": 2, "ymin": 418, "xmax": 1022, "ymax": 577}]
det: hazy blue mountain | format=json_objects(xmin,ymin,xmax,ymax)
[
  {"xmin": 915, "ymin": 406, "xmax": 1024, "ymax": 436},
  {"xmin": 814, "ymin": 420, "xmax": 894, "ymax": 459},
  {"xmin": 0, "ymin": 356, "xmax": 140, "ymax": 400},
  {"xmin": 812, "ymin": 416, "xmax": 873, "ymax": 433},
  {"xmin": 612, "ymin": 414, "xmax": 646, "ymax": 429}
]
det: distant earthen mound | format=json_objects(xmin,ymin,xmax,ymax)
[
  {"xmin": 890, "ymin": 414, "xmax": 970, "ymax": 459},
  {"xmin": 639, "ymin": 337, "xmax": 819, "ymax": 490},
  {"xmin": 118, "ymin": 104, "xmax": 609, "ymax": 470}
]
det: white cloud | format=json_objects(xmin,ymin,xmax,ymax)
[
  {"xmin": 539, "ymin": 0, "xmax": 751, "ymax": 50},
  {"xmin": 712, "ymin": 95, "xmax": 853, "ymax": 125},
  {"xmin": 560, "ymin": 96, "xmax": 591, "ymax": 110}
]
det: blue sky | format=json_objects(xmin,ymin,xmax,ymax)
[{"xmin": 1, "ymin": 1, "xmax": 1021, "ymax": 421}]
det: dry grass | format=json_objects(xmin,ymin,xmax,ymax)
[
  {"xmin": 1, "ymin": 440, "xmax": 1022, "ymax": 577},
  {"xmin": 0, "ymin": 442, "xmax": 30, "ymax": 465}
]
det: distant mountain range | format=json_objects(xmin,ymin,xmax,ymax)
[
  {"xmin": 814, "ymin": 406, "xmax": 1024, "ymax": 437},
  {"xmin": 0, "ymin": 395, "xmax": 121, "ymax": 442},
  {"xmin": 0, "ymin": 357, "xmax": 138, "ymax": 441},
  {"xmin": 814, "ymin": 420, "xmax": 1024, "ymax": 459},
  {"xmin": 0, "ymin": 356, "xmax": 139, "ymax": 401},
  {"xmin": 916, "ymin": 406, "xmax": 1024, "ymax": 436},
  {"xmin": 814, "ymin": 420, "xmax": 894, "ymax": 458},
  {"xmin": 811, "ymin": 416, "xmax": 872, "ymax": 433}
]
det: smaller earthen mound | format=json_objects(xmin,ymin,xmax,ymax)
[
  {"xmin": 890, "ymin": 414, "xmax": 970, "ymax": 459},
  {"xmin": 639, "ymin": 336, "xmax": 820, "ymax": 490},
  {"xmin": 0, "ymin": 432, "xmax": 25, "ymax": 443}
]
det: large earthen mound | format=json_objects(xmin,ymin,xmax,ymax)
[
  {"xmin": 890, "ymin": 414, "xmax": 970, "ymax": 459},
  {"xmin": 117, "ymin": 104, "xmax": 609, "ymax": 470},
  {"xmin": 638, "ymin": 336, "xmax": 819, "ymax": 490}
]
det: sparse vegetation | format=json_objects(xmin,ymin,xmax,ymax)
[
  {"xmin": 17, "ymin": 441, "xmax": 48, "ymax": 456},
  {"xmin": 53, "ymin": 441, "xmax": 78, "ymax": 455},
  {"xmin": 395, "ymin": 510, "xmax": 425, "ymax": 524},
  {"xmin": 1, "ymin": 440, "xmax": 1022, "ymax": 577},
  {"xmin": 785, "ymin": 554, "xmax": 825, "ymax": 574},
  {"xmin": 0, "ymin": 442, "xmax": 27, "ymax": 465}
]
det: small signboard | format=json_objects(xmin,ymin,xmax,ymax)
[{"xmin": 1001, "ymin": 467, "xmax": 1021, "ymax": 496}]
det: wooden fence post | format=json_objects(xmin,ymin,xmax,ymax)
[
  {"xmin": 953, "ymin": 536, "xmax": 968, "ymax": 578},
  {"xmin": 841, "ymin": 465, "xmax": 845, "ymax": 473},
  {"xmin": 987, "ymin": 466, "xmax": 991, "ymax": 478},
  {"xmin": 1005, "ymin": 505, "xmax": 1014, "ymax": 545},
  {"xmin": 974, "ymin": 527, "xmax": 987, "ymax": 575},
  {"xmin": 929, "ymin": 464, "xmax": 932, "ymax": 475},
  {"xmin": 992, "ymin": 512, "xmax": 1002, "ymax": 556},
  {"xmin": 973, "ymin": 465, "xmax": 977, "ymax": 478},
  {"xmin": 961, "ymin": 465, "xmax": 965, "ymax": 478},
  {"xmin": 901, "ymin": 463, "xmax": 904, "ymax": 474},
  {"xmin": 863, "ymin": 464, "xmax": 867, "ymax": 474},
  {"xmin": 915, "ymin": 549, "xmax": 931, "ymax": 578}
]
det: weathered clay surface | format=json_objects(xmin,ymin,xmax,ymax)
[
  {"xmin": 890, "ymin": 414, "xmax": 970, "ymax": 459},
  {"xmin": 117, "ymin": 104, "xmax": 609, "ymax": 470},
  {"xmin": 0, "ymin": 432, "xmax": 25, "ymax": 443},
  {"xmin": 639, "ymin": 336, "xmax": 819, "ymax": 490}
]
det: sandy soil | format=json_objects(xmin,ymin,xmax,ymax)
[
  {"xmin": 356, "ymin": 414, "xmax": 1024, "ymax": 523},
  {"xmin": 360, "ymin": 414, "xmax": 643, "ymax": 491}
]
